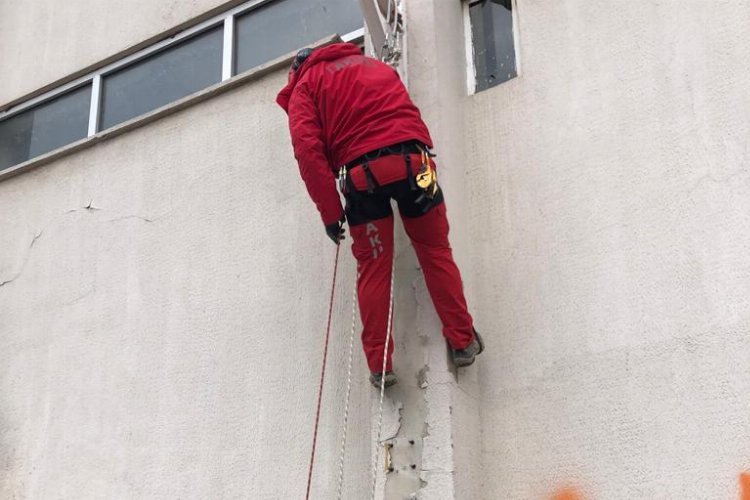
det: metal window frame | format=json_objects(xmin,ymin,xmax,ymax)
[
  {"xmin": 222, "ymin": 15, "xmax": 237, "ymax": 81},
  {"xmin": 0, "ymin": 0, "xmax": 363, "ymax": 133},
  {"xmin": 463, "ymin": 0, "xmax": 521, "ymax": 95},
  {"xmin": 342, "ymin": 27, "xmax": 365, "ymax": 42},
  {"xmin": 88, "ymin": 75, "xmax": 102, "ymax": 136}
]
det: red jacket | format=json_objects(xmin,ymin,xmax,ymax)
[{"xmin": 276, "ymin": 43, "xmax": 433, "ymax": 225}]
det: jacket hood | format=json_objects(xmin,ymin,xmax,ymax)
[{"xmin": 276, "ymin": 42, "xmax": 363, "ymax": 112}]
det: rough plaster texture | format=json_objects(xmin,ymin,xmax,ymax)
[
  {"xmin": 459, "ymin": 1, "xmax": 750, "ymax": 498},
  {"xmin": 0, "ymin": 0, "xmax": 235, "ymax": 105},
  {"xmin": 403, "ymin": 1, "xmax": 484, "ymax": 499},
  {"xmin": 4, "ymin": 0, "xmax": 750, "ymax": 499},
  {"xmin": 0, "ymin": 71, "xmax": 375, "ymax": 499}
]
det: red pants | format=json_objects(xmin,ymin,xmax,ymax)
[{"xmin": 345, "ymin": 153, "xmax": 474, "ymax": 373}]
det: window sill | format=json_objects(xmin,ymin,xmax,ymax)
[{"xmin": 0, "ymin": 34, "xmax": 340, "ymax": 184}]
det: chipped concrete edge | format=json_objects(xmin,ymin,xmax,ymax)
[
  {"xmin": 373, "ymin": 398, "xmax": 404, "ymax": 498},
  {"xmin": 413, "ymin": 275, "xmax": 456, "ymax": 500}
]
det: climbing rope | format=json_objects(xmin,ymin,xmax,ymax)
[
  {"xmin": 335, "ymin": 281, "xmax": 358, "ymax": 499},
  {"xmin": 370, "ymin": 252, "xmax": 397, "ymax": 500},
  {"xmin": 305, "ymin": 243, "xmax": 341, "ymax": 500},
  {"xmin": 308, "ymin": 6, "xmax": 406, "ymax": 491},
  {"xmin": 369, "ymin": 8, "xmax": 402, "ymax": 489}
]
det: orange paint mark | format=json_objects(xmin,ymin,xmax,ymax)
[
  {"xmin": 740, "ymin": 473, "xmax": 750, "ymax": 500},
  {"xmin": 553, "ymin": 487, "xmax": 583, "ymax": 500}
]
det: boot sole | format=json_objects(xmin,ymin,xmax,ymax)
[
  {"xmin": 476, "ymin": 331, "xmax": 485, "ymax": 354},
  {"xmin": 370, "ymin": 375, "xmax": 398, "ymax": 389},
  {"xmin": 452, "ymin": 331, "xmax": 485, "ymax": 368}
]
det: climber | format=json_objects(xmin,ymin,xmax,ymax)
[{"xmin": 276, "ymin": 42, "xmax": 484, "ymax": 388}]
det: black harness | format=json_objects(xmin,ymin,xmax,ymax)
[{"xmin": 341, "ymin": 140, "xmax": 429, "ymax": 197}]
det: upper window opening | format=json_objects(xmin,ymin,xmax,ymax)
[
  {"xmin": 0, "ymin": 0, "xmax": 363, "ymax": 174},
  {"xmin": 0, "ymin": 84, "xmax": 91, "ymax": 172},
  {"xmin": 100, "ymin": 26, "xmax": 224, "ymax": 130},
  {"xmin": 235, "ymin": 0, "xmax": 362, "ymax": 74},
  {"xmin": 468, "ymin": 0, "xmax": 518, "ymax": 93}
]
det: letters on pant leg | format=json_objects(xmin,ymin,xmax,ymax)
[{"xmin": 366, "ymin": 222, "xmax": 384, "ymax": 259}]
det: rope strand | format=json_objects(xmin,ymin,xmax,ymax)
[
  {"xmin": 305, "ymin": 244, "xmax": 341, "ymax": 500},
  {"xmin": 370, "ymin": 252, "xmax": 397, "ymax": 499},
  {"xmin": 335, "ymin": 282, "xmax": 359, "ymax": 499},
  {"xmin": 307, "ymin": 3, "xmax": 405, "ymax": 492}
]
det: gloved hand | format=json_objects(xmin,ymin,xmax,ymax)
[{"xmin": 325, "ymin": 216, "xmax": 346, "ymax": 245}]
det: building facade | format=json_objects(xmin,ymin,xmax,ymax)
[{"xmin": 1, "ymin": 1, "xmax": 749, "ymax": 498}]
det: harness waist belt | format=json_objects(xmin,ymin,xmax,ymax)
[
  {"xmin": 344, "ymin": 151, "xmax": 439, "ymax": 193},
  {"xmin": 344, "ymin": 141, "xmax": 426, "ymax": 171}
]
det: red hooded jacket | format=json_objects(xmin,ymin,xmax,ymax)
[{"xmin": 276, "ymin": 43, "xmax": 433, "ymax": 225}]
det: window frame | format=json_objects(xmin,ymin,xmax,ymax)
[
  {"xmin": 0, "ymin": 0, "xmax": 363, "ymax": 137},
  {"xmin": 0, "ymin": 82, "xmax": 93, "ymax": 171},
  {"xmin": 98, "ymin": 24, "xmax": 225, "ymax": 130},
  {"xmin": 463, "ymin": 0, "xmax": 521, "ymax": 95}
]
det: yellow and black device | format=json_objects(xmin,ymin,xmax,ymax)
[{"xmin": 415, "ymin": 148, "xmax": 438, "ymax": 198}]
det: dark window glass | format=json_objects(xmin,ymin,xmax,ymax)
[
  {"xmin": 235, "ymin": 0, "xmax": 362, "ymax": 74},
  {"xmin": 469, "ymin": 0, "xmax": 517, "ymax": 92},
  {"xmin": 100, "ymin": 26, "xmax": 223, "ymax": 130},
  {"xmin": 0, "ymin": 85, "xmax": 92, "ymax": 172}
]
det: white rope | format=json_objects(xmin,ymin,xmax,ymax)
[
  {"xmin": 334, "ymin": 9, "xmax": 404, "ymax": 491},
  {"xmin": 335, "ymin": 281, "xmax": 359, "ymax": 499},
  {"xmin": 370, "ymin": 251, "xmax": 397, "ymax": 500},
  {"xmin": 363, "ymin": 8, "xmax": 403, "ymax": 492}
]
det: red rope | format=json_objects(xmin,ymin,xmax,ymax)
[{"xmin": 305, "ymin": 243, "xmax": 341, "ymax": 500}]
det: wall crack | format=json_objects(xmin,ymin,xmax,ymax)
[{"xmin": 0, "ymin": 202, "xmax": 155, "ymax": 289}]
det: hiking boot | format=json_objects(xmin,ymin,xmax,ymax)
[
  {"xmin": 369, "ymin": 371, "xmax": 398, "ymax": 389},
  {"xmin": 451, "ymin": 329, "xmax": 485, "ymax": 368}
]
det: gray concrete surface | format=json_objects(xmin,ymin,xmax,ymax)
[
  {"xmin": 0, "ymin": 72, "xmax": 372, "ymax": 499},
  {"xmin": 3, "ymin": 0, "xmax": 750, "ymax": 498},
  {"xmin": 461, "ymin": 1, "xmax": 750, "ymax": 498},
  {"xmin": 0, "ymin": 0, "xmax": 236, "ymax": 105}
]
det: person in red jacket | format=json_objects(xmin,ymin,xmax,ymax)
[{"xmin": 277, "ymin": 43, "xmax": 483, "ymax": 388}]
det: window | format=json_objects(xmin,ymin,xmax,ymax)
[
  {"xmin": 467, "ymin": 0, "xmax": 518, "ymax": 93},
  {"xmin": 0, "ymin": 0, "xmax": 363, "ymax": 173},
  {"xmin": 100, "ymin": 26, "xmax": 224, "ymax": 130},
  {"xmin": 235, "ymin": 0, "xmax": 362, "ymax": 73},
  {"xmin": 0, "ymin": 85, "xmax": 91, "ymax": 172}
]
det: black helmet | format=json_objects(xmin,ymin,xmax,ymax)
[{"xmin": 291, "ymin": 48, "xmax": 314, "ymax": 72}]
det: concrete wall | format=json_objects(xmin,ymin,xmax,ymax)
[
  {"xmin": 4, "ymin": 0, "xmax": 750, "ymax": 498},
  {"xmin": 0, "ymin": 67, "xmax": 376, "ymax": 498},
  {"xmin": 0, "ymin": 3, "xmax": 377, "ymax": 496},
  {"xmin": 0, "ymin": 0, "xmax": 236, "ymax": 105},
  {"xmin": 403, "ymin": 1, "xmax": 483, "ymax": 499},
  {"xmin": 458, "ymin": 1, "xmax": 750, "ymax": 498}
]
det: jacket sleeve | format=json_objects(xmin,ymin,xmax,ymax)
[{"xmin": 287, "ymin": 84, "xmax": 344, "ymax": 226}]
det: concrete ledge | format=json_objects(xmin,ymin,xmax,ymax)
[
  {"xmin": 0, "ymin": 0, "xmax": 257, "ymax": 112},
  {"xmin": 0, "ymin": 35, "xmax": 340, "ymax": 184}
]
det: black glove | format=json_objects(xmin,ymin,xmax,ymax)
[{"xmin": 325, "ymin": 216, "xmax": 346, "ymax": 245}]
